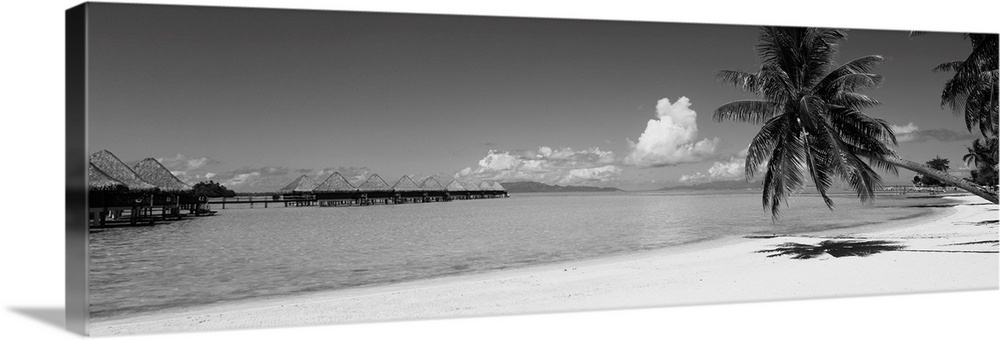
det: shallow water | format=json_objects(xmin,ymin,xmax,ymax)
[{"xmin": 88, "ymin": 191, "xmax": 952, "ymax": 320}]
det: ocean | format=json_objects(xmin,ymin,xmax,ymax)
[{"xmin": 88, "ymin": 191, "xmax": 953, "ymax": 321}]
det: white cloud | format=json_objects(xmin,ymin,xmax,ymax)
[
  {"xmin": 560, "ymin": 165, "xmax": 623, "ymax": 185},
  {"xmin": 890, "ymin": 122, "xmax": 974, "ymax": 143},
  {"xmin": 315, "ymin": 166, "xmax": 374, "ymax": 184},
  {"xmin": 679, "ymin": 149, "xmax": 749, "ymax": 184},
  {"xmin": 625, "ymin": 96, "xmax": 719, "ymax": 168},
  {"xmin": 222, "ymin": 172, "xmax": 258, "ymax": 187},
  {"xmin": 207, "ymin": 167, "xmax": 296, "ymax": 192},
  {"xmin": 891, "ymin": 122, "xmax": 919, "ymax": 142},
  {"xmin": 458, "ymin": 146, "xmax": 622, "ymax": 186},
  {"xmin": 157, "ymin": 153, "xmax": 221, "ymax": 172}
]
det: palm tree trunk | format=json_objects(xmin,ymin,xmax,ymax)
[{"xmin": 883, "ymin": 156, "xmax": 998, "ymax": 204}]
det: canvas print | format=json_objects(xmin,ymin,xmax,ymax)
[{"xmin": 72, "ymin": 2, "xmax": 998, "ymax": 336}]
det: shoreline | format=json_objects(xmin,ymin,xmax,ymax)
[{"xmin": 90, "ymin": 195, "xmax": 998, "ymax": 336}]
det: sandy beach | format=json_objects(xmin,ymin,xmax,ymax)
[{"xmin": 90, "ymin": 195, "xmax": 998, "ymax": 336}]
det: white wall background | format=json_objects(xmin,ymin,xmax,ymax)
[{"xmin": 1, "ymin": 1, "xmax": 997, "ymax": 339}]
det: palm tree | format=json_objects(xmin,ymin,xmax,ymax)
[
  {"xmin": 963, "ymin": 138, "xmax": 990, "ymax": 168},
  {"xmin": 716, "ymin": 27, "xmax": 998, "ymax": 218},
  {"xmin": 933, "ymin": 34, "xmax": 998, "ymax": 138},
  {"xmin": 915, "ymin": 32, "xmax": 997, "ymax": 189}
]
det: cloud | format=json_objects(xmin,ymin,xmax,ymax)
[
  {"xmin": 208, "ymin": 166, "xmax": 294, "ymax": 192},
  {"xmin": 209, "ymin": 166, "xmax": 382, "ymax": 192},
  {"xmin": 158, "ymin": 162, "xmax": 380, "ymax": 192},
  {"xmin": 222, "ymin": 172, "xmax": 259, "ymax": 188},
  {"xmin": 155, "ymin": 153, "xmax": 225, "ymax": 184},
  {"xmin": 679, "ymin": 149, "xmax": 750, "ymax": 184},
  {"xmin": 156, "ymin": 153, "xmax": 221, "ymax": 172},
  {"xmin": 915, "ymin": 129, "xmax": 977, "ymax": 142},
  {"xmin": 891, "ymin": 122, "xmax": 919, "ymax": 142},
  {"xmin": 891, "ymin": 122, "xmax": 975, "ymax": 143},
  {"xmin": 457, "ymin": 146, "xmax": 622, "ymax": 186},
  {"xmin": 315, "ymin": 166, "xmax": 374, "ymax": 184},
  {"xmin": 625, "ymin": 97, "xmax": 719, "ymax": 168}
]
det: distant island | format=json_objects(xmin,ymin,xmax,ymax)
[
  {"xmin": 500, "ymin": 181, "xmax": 623, "ymax": 193},
  {"xmin": 659, "ymin": 180, "xmax": 763, "ymax": 191}
]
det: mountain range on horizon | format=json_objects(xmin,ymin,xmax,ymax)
[
  {"xmin": 659, "ymin": 179, "xmax": 763, "ymax": 191},
  {"xmin": 499, "ymin": 181, "xmax": 623, "ymax": 193}
]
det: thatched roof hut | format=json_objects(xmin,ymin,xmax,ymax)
[
  {"xmin": 391, "ymin": 176, "xmax": 422, "ymax": 192},
  {"xmin": 89, "ymin": 150, "xmax": 156, "ymax": 190},
  {"xmin": 479, "ymin": 181, "xmax": 494, "ymax": 190},
  {"xmin": 491, "ymin": 181, "xmax": 506, "ymax": 191},
  {"xmin": 279, "ymin": 175, "xmax": 319, "ymax": 193},
  {"xmin": 419, "ymin": 177, "xmax": 446, "ymax": 191},
  {"xmin": 444, "ymin": 179, "xmax": 467, "ymax": 192},
  {"xmin": 356, "ymin": 174, "xmax": 392, "ymax": 192},
  {"xmin": 313, "ymin": 172, "xmax": 357, "ymax": 193},
  {"xmin": 133, "ymin": 158, "xmax": 193, "ymax": 191},
  {"xmin": 88, "ymin": 162, "xmax": 127, "ymax": 191},
  {"xmin": 462, "ymin": 180, "xmax": 481, "ymax": 191}
]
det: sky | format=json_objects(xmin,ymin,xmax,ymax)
[{"xmin": 86, "ymin": 3, "xmax": 984, "ymax": 192}]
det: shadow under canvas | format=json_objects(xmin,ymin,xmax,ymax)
[{"xmin": 9, "ymin": 307, "xmax": 67, "ymax": 332}]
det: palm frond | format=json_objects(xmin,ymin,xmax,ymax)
[
  {"xmin": 802, "ymin": 135, "xmax": 836, "ymax": 209},
  {"xmin": 938, "ymin": 33, "xmax": 998, "ymax": 138},
  {"xmin": 831, "ymin": 92, "xmax": 881, "ymax": 111},
  {"xmin": 828, "ymin": 109, "xmax": 898, "ymax": 147},
  {"xmin": 933, "ymin": 60, "xmax": 964, "ymax": 73},
  {"xmin": 815, "ymin": 55, "xmax": 885, "ymax": 94},
  {"xmin": 827, "ymin": 73, "xmax": 885, "ymax": 92},
  {"xmin": 758, "ymin": 65, "xmax": 795, "ymax": 103},
  {"xmin": 842, "ymin": 151, "xmax": 883, "ymax": 204},
  {"xmin": 762, "ymin": 125, "xmax": 806, "ymax": 218},
  {"xmin": 716, "ymin": 70, "xmax": 761, "ymax": 93},
  {"xmin": 797, "ymin": 96, "xmax": 842, "ymax": 210},
  {"xmin": 745, "ymin": 116, "xmax": 786, "ymax": 180},
  {"xmin": 714, "ymin": 100, "xmax": 780, "ymax": 124}
]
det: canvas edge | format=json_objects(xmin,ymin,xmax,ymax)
[{"xmin": 66, "ymin": 2, "xmax": 90, "ymax": 336}]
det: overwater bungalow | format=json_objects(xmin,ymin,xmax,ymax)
[
  {"xmin": 89, "ymin": 162, "xmax": 127, "ymax": 191},
  {"xmin": 278, "ymin": 175, "xmax": 318, "ymax": 194},
  {"xmin": 133, "ymin": 158, "xmax": 193, "ymax": 192},
  {"xmin": 133, "ymin": 157, "xmax": 196, "ymax": 217},
  {"xmin": 88, "ymin": 162, "xmax": 130, "ymax": 227},
  {"xmin": 312, "ymin": 172, "xmax": 357, "ymax": 206},
  {"xmin": 355, "ymin": 174, "xmax": 393, "ymax": 205},
  {"xmin": 478, "ymin": 181, "xmax": 502, "ymax": 198},
  {"xmin": 480, "ymin": 181, "xmax": 508, "ymax": 198},
  {"xmin": 89, "ymin": 150, "xmax": 157, "ymax": 191},
  {"xmin": 478, "ymin": 181, "xmax": 493, "ymax": 191},
  {"xmin": 444, "ymin": 179, "xmax": 469, "ymax": 200},
  {"xmin": 89, "ymin": 150, "xmax": 157, "ymax": 225},
  {"xmin": 418, "ymin": 177, "xmax": 447, "ymax": 202},
  {"xmin": 490, "ymin": 181, "xmax": 508, "ymax": 197},
  {"xmin": 461, "ymin": 180, "xmax": 482, "ymax": 199},
  {"xmin": 390, "ymin": 175, "xmax": 422, "ymax": 203},
  {"xmin": 89, "ymin": 150, "xmax": 209, "ymax": 227}
]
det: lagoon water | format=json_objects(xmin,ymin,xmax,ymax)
[{"xmin": 89, "ymin": 191, "xmax": 951, "ymax": 320}]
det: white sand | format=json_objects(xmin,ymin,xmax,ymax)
[{"xmin": 90, "ymin": 195, "xmax": 998, "ymax": 336}]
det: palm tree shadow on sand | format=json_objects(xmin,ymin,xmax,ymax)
[{"xmin": 757, "ymin": 240, "xmax": 907, "ymax": 260}]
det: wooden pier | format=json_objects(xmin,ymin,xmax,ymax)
[
  {"xmin": 207, "ymin": 195, "xmax": 317, "ymax": 209},
  {"xmin": 207, "ymin": 190, "xmax": 509, "ymax": 209},
  {"xmin": 88, "ymin": 188, "xmax": 509, "ymax": 229},
  {"xmin": 88, "ymin": 196, "xmax": 214, "ymax": 229}
]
